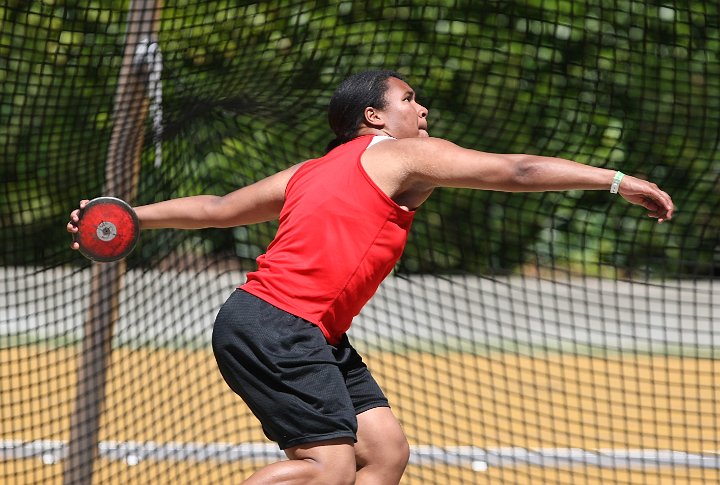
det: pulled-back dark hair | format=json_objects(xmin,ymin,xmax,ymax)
[{"xmin": 325, "ymin": 70, "xmax": 406, "ymax": 152}]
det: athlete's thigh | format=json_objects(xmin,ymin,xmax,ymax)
[
  {"xmin": 286, "ymin": 439, "xmax": 357, "ymax": 484},
  {"xmin": 354, "ymin": 406, "xmax": 409, "ymax": 468},
  {"xmin": 285, "ymin": 438, "xmax": 355, "ymax": 462}
]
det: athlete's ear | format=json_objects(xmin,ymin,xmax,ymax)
[{"xmin": 363, "ymin": 106, "xmax": 385, "ymax": 128}]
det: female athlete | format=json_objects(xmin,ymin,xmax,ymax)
[{"xmin": 68, "ymin": 70, "xmax": 673, "ymax": 485}]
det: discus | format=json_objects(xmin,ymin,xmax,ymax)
[{"xmin": 72, "ymin": 197, "xmax": 140, "ymax": 262}]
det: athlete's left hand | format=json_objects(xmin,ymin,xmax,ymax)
[{"xmin": 617, "ymin": 176, "xmax": 674, "ymax": 223}]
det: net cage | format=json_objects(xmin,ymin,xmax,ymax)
[{"xmin": 1, "ymin": 0, "xmax": 719, "ymax": 483}]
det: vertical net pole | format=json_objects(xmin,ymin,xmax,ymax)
[{"xmin": 63, "ymin": 2, "xmax": 162, "ymax": 484}]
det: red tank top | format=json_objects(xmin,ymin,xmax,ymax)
[{"xmin": 241, "ymin": 135, "xmax": 415, "ymax": 344}]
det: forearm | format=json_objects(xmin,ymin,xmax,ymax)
[
  {"xmin": 506, "ymin": 154, "xmax": 616, "ymax": 192},
  {"xmin": 501, "ymin": 154, "xmax": 673, "ymax": 222},
  {"xmin": 134, "ymin": 195, "xmax": 224, "ymax": 230},
  {"xmin": 134, "ymin": 177, "xmax": 286, "ymax": 230}
]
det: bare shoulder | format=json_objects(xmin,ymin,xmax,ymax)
[
  {"xmin": 264, "ymin": 159, "xmax": 310, "ymax": 187},
  {"xmin": 282, "ymin": 158, "xmax": 312, "ymax": 177},
  {"xmin": 364, "ymin": 136, "xmax": 474, "ymax": 183},
  {"xmin": 361, "ymin": 137, "xmax": 464, "ymax": 208},
  {"xmin": 366, "ymin": 136, "xmax": 459, "ymax": 159}
]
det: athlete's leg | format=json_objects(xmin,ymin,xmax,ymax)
[
  {"xmin": 242, "ymin": 438, "xmax": 357, "ymax": 485},
  {"xmin": 353, "ymin": 407, "xmax": 410, "ymax": 485}
]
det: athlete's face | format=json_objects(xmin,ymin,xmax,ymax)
[{"xmin": 370, "ymin": 77, "xmax": 429, "ymax": 139}]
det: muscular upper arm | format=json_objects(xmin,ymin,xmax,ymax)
[
  {"xmin": 371, "ymin": 137, "xmax": 522, "ymax": 192},
  {"xmin": 208, "ymin": 161, "xmax": 306, "ymax": 227}
]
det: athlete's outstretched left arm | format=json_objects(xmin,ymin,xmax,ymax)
[{"xmin": 390, "ymin": 138, "xmax": 674, "ymax": 223}]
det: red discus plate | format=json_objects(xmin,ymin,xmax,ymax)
[{"xmin": 73, "ymin": 197, "xmax": 140, "ymax": 262}]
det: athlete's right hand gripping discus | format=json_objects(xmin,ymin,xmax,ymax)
[{"xmin": 72, "ymin": 197, "xmax": 140, "ymax": 262}]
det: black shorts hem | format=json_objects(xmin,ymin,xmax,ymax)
[
  {"xmin": 355, "ymin": 400, "xmax": 390, "ymax": 416},
  {"xmin": 278, "ymin": 431, "xmax": 357, "ymax": 450},
  {"xmin": 278, "ymin": 402, "xmax": 390, "ymax": 450}
]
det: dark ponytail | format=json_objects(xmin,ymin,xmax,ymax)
[{"xmin": 325, "ymin": 70, "xmax": 405, "ymax": 153}]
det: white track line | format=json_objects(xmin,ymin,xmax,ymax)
[{"xmin": 2, "ymin": 440, "xmax": 718, "ymax": 469}]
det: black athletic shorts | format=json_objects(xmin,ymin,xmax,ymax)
[{"xmin": 211, "ymin": 289, "xmax": 389, "ymax": 450}]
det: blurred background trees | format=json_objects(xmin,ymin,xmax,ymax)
[{"xmin": 1, "ymin": 0, "xmax": 717, "ymax": 276}]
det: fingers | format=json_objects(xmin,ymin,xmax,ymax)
[
  {"xmin": 67, "ymin": 209, "xmax": 80, "ymax": 230},
  {"xmin": 67, "ymin": 200, "xmax": 90, "ymax": 250},
  {"xmin": 68, "ymin": 220, "xmax": 79, "ymax": 249},
  {"xmin": 67, "ymin": 200, "xmax": 89, "ymax": 227},
  {"xmin": 651, "ymin": 204, "xmax": 672, "ymax": 224},
  {"xmin": 649, "ymin": 189, "xmax": 674, "ymax": 223},
  {"xmin": 639, "ymin": 195, "xmax": 671, "ymax": 223},
  {"xmin": 660, "ymin": 191, "xmax": 674, "ymax": 222}
]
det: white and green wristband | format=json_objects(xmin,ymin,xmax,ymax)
[{"xmin": 610, "ymin": 171, "xmax": 625, "ymax": 194}]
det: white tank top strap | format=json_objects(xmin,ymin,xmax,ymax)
[{"xmin": 367, "ymin": 135, "xmax": 395, "ymax": 148}]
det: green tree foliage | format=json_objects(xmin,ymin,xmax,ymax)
[{"xmin": 1, "ymin": 0, "xmax": 717, "ymax": 276}]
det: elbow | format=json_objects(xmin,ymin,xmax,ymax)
[
  {"xmin": 200, "ymin": 195, "xmax": 228, "ymax": 227},
  {"xmin": 509, "ymin": 155, "xmax": 541, "ymax": 189}
]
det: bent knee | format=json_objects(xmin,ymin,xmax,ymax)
[
  {"xmin": 386, "ymin": 427, "xmax": 410, "ymax": 464},
  {"xmin": 385, "ymin": 435, "xmax": 411, "ymax": 470},
  {"xmin": 360, "ymin": 432, "xmax": 410, "ymax": 473}
]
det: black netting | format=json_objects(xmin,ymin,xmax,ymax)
[{"xmin": 2, "ymin": 1, "xmax": 719, "ymax": 484}]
